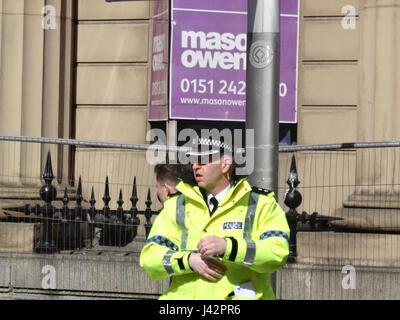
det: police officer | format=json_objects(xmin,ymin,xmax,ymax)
[
  {"xmin": 154, "ymin": 163, "xmax": 195, "ymax": 204},
  {"xmin": 140, "ymin": 132, "xmax": 290, "ymax": 300}
]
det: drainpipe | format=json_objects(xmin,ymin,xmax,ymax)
[{"xmin": 246, "ymin": 0, "xmax": 280, "ymax": 296}]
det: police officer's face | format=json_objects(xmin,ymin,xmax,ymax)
[{"xmin": 192, "ymin": 155, "xmax": 231, "ymax": 195}]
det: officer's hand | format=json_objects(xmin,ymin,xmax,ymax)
[
  {"xmin": 197, "ymin": 236, "xmax": 227, "ymax": 256},
  {"xmin": 188, "ymin": 253, "xmax": 227, "ymax": 282}
]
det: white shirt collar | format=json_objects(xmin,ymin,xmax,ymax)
[{"xmin": 207, "ymin": 184, "xmax": 232, "ymax": 210}]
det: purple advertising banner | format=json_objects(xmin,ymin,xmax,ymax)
[
  {"xmin": 280, "ymin": 0, "xmax": 299, "ymax": 123},
  {"xmin": 281, "ymin": 0, "xmax": 300, "ymax": 15},
  {"xmin": 148, "ymin": 0, "xmax": 169, "ymax": 121},
  {"xmin": 170, "ymin": 0, "xmax": 248, "ymax": 121},
  {"xmin": 170, "ymin": 0, "xmax": 299, "ymax": 123}
]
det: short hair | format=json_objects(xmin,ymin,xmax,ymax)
[{"xmin": 154, "ymin": 164, "xmax": 195, "ymax": 186}]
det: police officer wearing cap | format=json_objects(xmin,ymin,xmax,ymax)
[{"xmin": 140, "ymin": 132, "xmax": 290, "ymax": 300}]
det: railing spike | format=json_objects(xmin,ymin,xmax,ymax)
[
  {"xmin": 144, "ymin": 188, "xmax": 153, "ymax": 238},
  {"xmin": 102, "ymin": 176, "xmax": 111, "ymax": 218},
  {"xmin": 116, "ymin": 189, "xmax": 124, "ymax": 224},
  {"xmin": 76, "ymin": 176, "xmax": 83, "ymax": 205},
  {"xmin": 129, "ymin": 178, "xmax": 139, "ymax": 225},
  {"xmin": 130, "ymin": 177, "xmax": 138, "ymax": 207},
  {"xmin": 43, "ymin": 150, "xmax": 54, "ymax": 184},
  {"xmin": 90, "ymin": 186, "xmax": 96, "ymax": 207},
  {"xmin": 63, "ymin": 187, "xmax": 69, "ymax": 206},
  {"xmin": 89, "ymin": 186, "xmax": 97, "ymax": 223},
  {"xmin": 146, "ymin": 188, "xmax": 152, "ymax": 206},
  {"xmin": 103, "ymin": 176, "xmax": 111, "ymax": 204},
  {"xmin": 36, "ymin": 150, "xmax": 58, "ymax": 254},
  {"xmin": 285, "ymin": 154, "xmax": 301, "ymax": 264},
  {"xmin": 75, "ymin": 177, "xmax": 83, "ymax": 222},
  {"xmin": 287, "ymin": 154, "xmax": 300, "ymax": 190},
  {"xmin": 118, "ymin": 189, "xmax": 124, "ymax": 208},
  {"xmin": 290, "ymin": 153, "xmax": 297, "ymax": 173}
]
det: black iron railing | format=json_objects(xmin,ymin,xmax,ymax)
[
  {"xmin": 2, "ymin": 151, "xmax": 343, "ymax": 258},
  {"xmin": 2, "ymin": 152, "xmax": 159, "ymax": 253},
  {"xmin": 284, "ymin": 154, "xmax": 343, "ymax": 263}
]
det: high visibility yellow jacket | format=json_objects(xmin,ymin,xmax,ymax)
[{"xmin": 140, "ymin": 178, "xmax": 290, "ymax": 300}]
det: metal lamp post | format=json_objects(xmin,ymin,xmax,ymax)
[{"xmin": 246, "ymin": 0, "xmax": 280, "ymax": 295}]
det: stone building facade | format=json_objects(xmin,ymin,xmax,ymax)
[{"xmin": 0, "ymin": 0, "xmax": 399, "ymax": 238}]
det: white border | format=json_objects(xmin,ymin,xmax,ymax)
[
  {"xmin": 173, "ymin": 8, "xmax": 247, "ymax": 15},
  {"xmin": 278, "ymin": 0, "xmax": 300, "ymax": 124},
  {"xmin": 281, "ymin": 14, "xmax": 299, "ymax": 18},
  {"xmin": 168, "ymin": 0, "xmax": 174, "ymax": 120},
  {"xmin": 148, "ymin": 1, "xmax": 170, "ymax": 121},
  {"xmin": 293, "ymin": 0, "xmax": 300, "ymax": 124},
  {"xmin": 152, "ymin": 9, "xmax": 169, "ymax": 19}
]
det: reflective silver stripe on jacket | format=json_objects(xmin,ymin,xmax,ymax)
[
  {"xmin": 243, "ymin": 240, "xmax": 256, "ymax": 266},
  {"xmin": 176, "ymin": 194, "xmax": 188, "ymax": 250},
  {"xmin": 163, "ymin": 250, "xmax": 175, "ymax": 275},
  {"xmin": 243, "ymin": 192, "xmax": 260, "ymax": 266}
]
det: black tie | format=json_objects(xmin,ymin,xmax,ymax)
[{"xmin": 210, "ymin": 197, "xmax": 219, "ymax": 215}]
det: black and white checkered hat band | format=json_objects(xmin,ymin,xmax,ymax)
[
  {"xmin": 186, "ymin": 137, "xmax": 233, "ymax": 156},
  {"xmin": 196, "ymin": 137, "xmax": 233, "ymax": 152}
]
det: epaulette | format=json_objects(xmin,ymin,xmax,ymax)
[
  {"xmin": 168, "ymin": 191, "xmax": 182, "ymax": 198},
  {"xmin": 251, "ymin": 186, "xmax": 273, "ymax": 196}
]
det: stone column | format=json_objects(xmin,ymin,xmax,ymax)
[
  {"xmin": 41, "ymin": 0, "xmax": 75, "ymax": 187},
  {"xmin": 344, "ymin": 0, "xmax": 400, "ymax": 209},
  {"xmin": 0, "ymin": 0, "xmax": 75, "ymax": 197},
  {"xmin": 20, "ymin": 0, "xmax": 46, "ymax": 187},
  {"xmin": 0, "ymin": 0, "xmax": 26, "ymax": 188}
]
